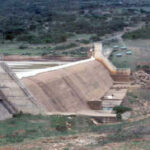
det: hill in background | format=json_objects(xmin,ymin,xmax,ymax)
[{"xmin": 0, "ymin": 0, "xmax": 149, "ymax": 44}]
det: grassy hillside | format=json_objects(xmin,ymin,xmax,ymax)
[{"xmin": 0, "ymin": 0, "xmax": 146, "ymax": 45}]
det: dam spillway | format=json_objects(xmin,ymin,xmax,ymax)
[
  {"xmin": 22, "ymin": 58, "xmax": 113, "ymax": 113},
  {"xmin": 0, "ymin": 43, "xmax": 130, "ymax": 122}
]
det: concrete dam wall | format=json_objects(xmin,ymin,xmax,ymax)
[
  {"xmin": 0, "ymin": 62, "xmax": 42, "ymax": 120},
  {"xmin": 0, "ymin": 43, "xmax": 130, "ymax": 121},
  {"xmin": 22, "ymin": 59, "xmax": 114, "ymax": 113}
]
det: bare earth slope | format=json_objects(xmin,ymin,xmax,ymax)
[{"xmin": 22, "ymin": 60, "xmax": 113, "ymax": 113}]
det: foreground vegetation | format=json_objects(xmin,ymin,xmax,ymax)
[{"xmin": 0, "ymin": 112, "xmax": 150, "ymax": 148}]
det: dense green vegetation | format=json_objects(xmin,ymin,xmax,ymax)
[
  {"xmin": 113, "ymin": 106, "xmax": 132, "ymax": 120},
  {"xmin": 123, "ymin": 25, "xmax": 150, "ymax": 39},
  {"xmin": 0, "ymin": 0, "xmax": 149, "ymax": 56},
  {"xmin": 0, "ymin": 0, "xmax": 147, "ymax": 44}
]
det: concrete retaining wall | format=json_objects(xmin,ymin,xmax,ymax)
[
  {"xmin": 94, "ymin": 43, "xmax": 131, "ymax": 82},
  {"xmin": 0, "ymin": 62, "xmax": 43, "ymax": 120}
]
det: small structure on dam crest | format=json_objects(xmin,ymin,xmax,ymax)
[{"xmin": 0, "ymin": 43, "xmax": 131, "ymax": 122}]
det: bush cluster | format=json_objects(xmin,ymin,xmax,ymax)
[{"xmin": 113, "ymin": 105, "xmax": 132, "ymax": 120}]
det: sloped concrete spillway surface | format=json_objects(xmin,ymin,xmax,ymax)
[{"xmin": 22, "ymin": 59, "xmax": 114, "ymax": 113}]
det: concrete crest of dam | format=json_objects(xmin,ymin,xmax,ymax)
[{"xmin": 0, "ymin": 43, "xmax": 131, "ymax": 122}]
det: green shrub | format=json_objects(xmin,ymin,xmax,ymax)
[
  {"xmin": 136, "ymin": 65, "xmax": 141, "ymax": 70},
  {"xmin": 80, "ymin": 39, "xmax": 90, "ymax": 44},
  {"xmin": 113, "ymin": 106, "xmax": 132, "ymax": 120},
  {"xmin": 17, "ymin": 33, "xmax": 42, "ymax": 44},
  {"xmin": 63, "ymin": 148, "xmax": 69, "ymax": 150},
  {"xmin": 50, "ymin": 116, "xmax": 68, "ymax": 132},
  {"xmin": 19, "ymin": 44, "xmax": 28, "ymax": 49},
  {"xmin": 122, "ymin": 25, "xmax": 150, "ymax": 40},
  {"xmin": 142, "ymin": 65, "xmax": 150, "ymax": 70},
  {"xmin": 113, "ymin": 106, "xmax": 132, "ymax": 114},
  {"xmin": 21, "ymin": 52, "xmax": 32, "ymax": 56},
  {"xmin": 90, "ymin": 35, "xmax": 101, "ymax": 41},
  {"xmin": 53, "ymin": 43, "xmax": 77, "ymax": 51}
]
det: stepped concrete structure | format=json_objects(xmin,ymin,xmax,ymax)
[{"xmin": 0, "ymin": 42, "xmax": 131, "ymax": 122}]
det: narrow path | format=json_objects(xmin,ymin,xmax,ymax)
[{"xmin": 102, "ymin": 22, "xmax": 145, "ymax": 43}]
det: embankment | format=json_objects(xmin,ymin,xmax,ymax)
[{"xmin": 22, "ymin": 59, "xmax": 114, "ymax": 113}]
